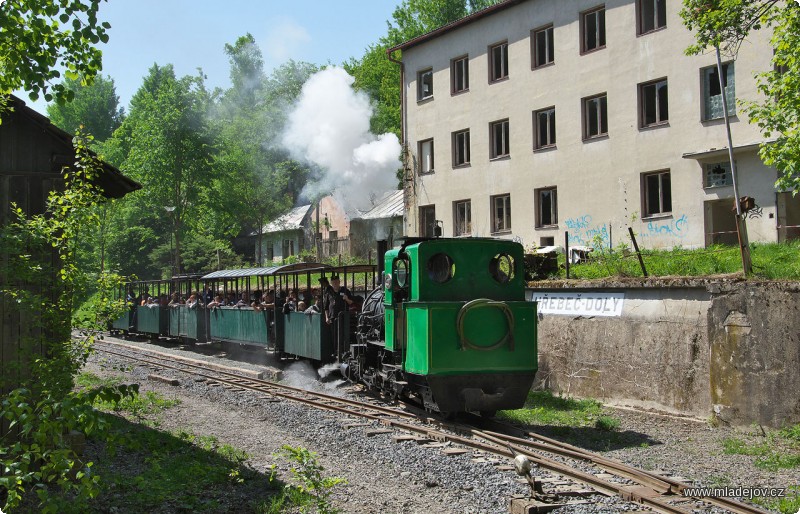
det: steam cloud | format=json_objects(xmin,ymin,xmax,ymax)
[{"xmin": 281, "ymin": 67, "xmax": 401, "ymax": 213}]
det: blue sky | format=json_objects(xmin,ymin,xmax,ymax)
[{"xmin": 21, "ymin": 0, "xmax": 400, "ymax": 114}]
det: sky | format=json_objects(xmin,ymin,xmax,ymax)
[{"xmin": 19, "ymin": 0, "xmax": 401, "ymax": 115}]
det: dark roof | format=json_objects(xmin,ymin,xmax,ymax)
[
  {"xmin": 387, "ymin": 0, "xmax": 526, "ymax": 54},
  {"xmin": 6, "ymin": 94, "xmax": 141, "ymax": 199}
]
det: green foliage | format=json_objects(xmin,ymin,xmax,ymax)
[
  {"xmin": 679, "ymin": 0, "xmax": 780, "ymax": 55},
  {"xmin": 0, "ymin": 130, "xmax": 133, "ymax": 512},
  {"xmin": 680, "ymin": 1, "xmax": 800, "ymax": 193},
  {"xmin": 753, "ymin": 485, "xmax": 800, "ymax": 514},
  {"xmin": 499, "ymin": 390, "xmax": 612, "ymax": 428},
  {"xmin": 46, "ymin": 74, "xmax": 125, "ymax": 142},
  {"xmin": 722, "ymin": 426, "xmax": 800, "ymax": 471},
  {"xmin": 595, "ymin": 415, "xmax": 621, "ymax": 432},
  {"xmin": 277, "ymin": 445, "xmax": 346, "ymax": 514},
  {"xmin": 0, "ymin": 0, "xmax": 110, "ymax": 104},
  {"xmin": 0, "ymin": 384, "xmax": 138, "ymax": 513},
  {"xmin": 549, "ymin": 241, "xmax": 800, "ymax": 280}
]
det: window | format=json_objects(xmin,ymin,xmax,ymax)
[
  {"xmin": 639, "ymin": 79, "xmax": 669, "ymax": 127},
  {"xmin": 328, "ymin": 230, "xmax": 338, "ymax": 240},
  {"xmin": 581, "ymin": 6, "xmax": 606, "ymax": 53},
  {"xmin": 490, "ymin": 119, "xmax": 510, "ymax": 158},
  {"xmin": 540, "ymin": 236, "xmax": 555, "ymax": 246},
  {"xmin": 705, "ymin": 162, "xmax": 733, "ymax": 188},
  {"xmin": 491, "ymin": 194, "xmax": 511, "ymax": 233},
  {"xmin": 265, "ymin": 243, "xmax": 274, "ymax": 262},
  {"xmin": 452, "ymin": 129, "xmax": 470, "ymax": 167},
  {"xmin": 642, "ymin": 170, "xmax": 671, "ymax": 217},
  {"xmin": 532, "ymin": 25, "xmax": 554, "ymax": 68},
  {"xmin": 417, "ymin": 68, "xmax": 433, "ymax": 100},
  {"xmin": 638, "ymin": 0, "xmax": 666, "ymax": 34},
  {"xmin": 451, "ymin": 56, "xmax": 469, "ymax": 93},
  {"xmin": 534, "ymin": 107, "xmax": 556, "ymax": 149},
  {"xmin": 283, "ymin": 239, "xmax": 296, "ymax": 257},
  {"xmin": 583, "ymin": 94, "xmax": 608, "ymax": 139},
  {"xmin": 454, "ymin": 200, "xmax": 472, "ymax": 236},
  {"xmin": 418, "ymin": 139, "xmax": 434, "ymax": 174},
  {"xmin": 703, "ymin": 62, "xmax": 735, "ymax": 120},
  {"xmin": 489, "ymin": 41, "xmax": 509, "ymax": 82},
  {"xmin": 536, "ymin": 187, "xmax": 558, "ymax": 227},
  {"xmin": 419, "ymin": 205, "xmax": 436, "ymax": 237}
]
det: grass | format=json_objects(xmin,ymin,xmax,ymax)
[
  {"xmin": 536, "ymin": 240, "xmax": 800, "ymax": 280},
  {"xmin": 67, "ymin": 372, "xmax": 343, "ymax": 513},
  {"xmin": 76, "ymin": 371, "xmax": 180, "ymax": 420},
  {"xmin": 722, "ymin": 423, "xmax": 800, "ymax": 472},
  {"xmin": 752, "ymin": 485, "xmax": 800, "ymax": 514},
  {"xmin": 498, "ymin": 390, "xmax": 620, "ymax": 430}
]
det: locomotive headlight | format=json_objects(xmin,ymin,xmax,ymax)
[{"xmin": 383, "ymin": 272, "xmax": 392, "ymax": 290}]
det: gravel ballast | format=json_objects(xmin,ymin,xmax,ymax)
[{"xmin": 84, "ymin": 336, "xmax": 797, "ymax": 513}]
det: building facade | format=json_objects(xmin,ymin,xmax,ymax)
[{"xmin": 392, "ymin": 0, "xmax": 797, "ymax": 249}]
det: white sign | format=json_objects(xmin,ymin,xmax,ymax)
[{"xmin": 528, "ymin": 291, "xmax": 624, "ymax": 317}]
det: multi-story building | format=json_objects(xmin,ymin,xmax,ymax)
[{"xmin": 389, "ymin": 0, "xmax": 798, "ymax": 249}]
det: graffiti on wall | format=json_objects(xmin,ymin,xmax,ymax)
[
  {"xmin": 564, "ymin": 215, "xmax": 610, "ymax": 246},
  {"xmin": 562, "ymin": 213, "xmax": 691, "ymax": 247},
  {"xmin": 638, "ymin": 214, "xmax": 689, "ymax": 240}
]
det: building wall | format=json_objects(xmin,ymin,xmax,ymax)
[
  {"xmin": 311, "ymin": 196, "xmax": 350, "ymax": 239},
  {"xmin": 402, "ymin": 0, "xmax": 784, "ymax": 249}
]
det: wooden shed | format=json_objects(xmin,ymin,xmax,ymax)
[{"xmin": 0, "ymin": 94, "xmax": 140, "ymax": 393}]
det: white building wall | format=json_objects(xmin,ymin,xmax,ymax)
[{"xmin": 402, "ymin": 0, "xmax": 782, "ymax": 249}]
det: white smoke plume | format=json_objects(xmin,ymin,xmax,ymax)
[{"xmin": 281, "ymin": 67, "xmax": 401, "ymax": 213}]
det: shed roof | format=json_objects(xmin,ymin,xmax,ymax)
[
  {"xmin": 5, "ymin": 95, "xmax": 141, "ymax": 198},
  {"xmin": 358, "ymin": 190, "xmax": 404, "ymax": 220},
  {"xmin": 255, "ymin": 204, "xmax": 311, "ymax": 235}
]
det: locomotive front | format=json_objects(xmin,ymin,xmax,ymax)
[{"xmin": 381, "ymin": 238, "xmax": 538, "ymax": 415}]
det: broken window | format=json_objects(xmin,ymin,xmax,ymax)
[
  {"xmin": 582, "ymin": 6, "xmax": 606, "ymax": 53},
  {"xmin": 703, "ymin": 62, "xmax": 735, "ymax": 120},
  {"xmin": 640, "ymin": 78, "xmax": 669, "ymax": 127},
  {"xmin": 418, "ymin": 68, "xmax": 433, "ymax": 100},
  {"xmin": 452, "ymin": 129, "xmax": 470, "ymax": 166},
  {"xmin": 451, "ymin": 56, "xmax": 469, "ymax": 93},
  {"xmin": 532, "ymin": 25, "xmax": 554, "ymax": 68},
  {"xmin": 534, "ymin": 107, "xmax": 556, "ymax": 149},
  {"xmin": 490, "ymin": 119, "xmax": 510, "ymax": 158},
  {"xmin": 490, "ymin": 41, "xmax": 509, "ymax": 82},
  {"xmin": 492, "ymin": 194, "xmax": 511, "ymax": 233},
  {"xmin": 583, "ymin": 94, "xmax": 608, "ymax": 139},
  {"xmin": 418, "ymin": 139, "xmax": 434, "ymax": 174},
  {"xmin": 642, "ymin": 170, "xmax": 672, "ymax": 217},
  {"xmin": 638, "ymin": 0, "xmax": 666, "ymax": 34},
  {"xmin": 454, "ymin": 199, "xmax": 472, "ymax": 236},
  {"xmin": 536, "ymin": 187, "xmax": 558, "ymax": 227}
]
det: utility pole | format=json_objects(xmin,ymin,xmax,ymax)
[{"xmin": 715, "ymin": 44, "xmax": 752, "ymax": 276}]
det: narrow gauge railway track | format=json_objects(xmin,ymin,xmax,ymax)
[{"xmin": 93, "ymin": 339, "xmax": 770, "ymax": 514}]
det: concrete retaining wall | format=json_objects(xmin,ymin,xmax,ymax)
[{"xmin": 528, "ymin": 279, "xmax": 800, "ymax": 428}]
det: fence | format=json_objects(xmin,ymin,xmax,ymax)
[{"xmin": 318, "ymin": 237, "xmax": 350, "ymax": 260}]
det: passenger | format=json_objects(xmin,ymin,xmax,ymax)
[
  {"xmin": 304, "ymin": 294, "xmax": 323, "ymax": 314},
  {"xmin": 186, "ymin": 294, "xmax": 201, "ymax": 309},
  {"xmin": 236, "ymin": 292, "xmax": 250, "ymax": 308},
  {"xmin": 282, "ymin": 289, "xmax": 297, "ymax": 314},
  {"xmin": 297, "ymin": 300, "xmax": 307, "ymax": 312},
  {"xmin": 168, "ymin": 292, "xmax": 181, "ymax": 307},
  {"xmin": 146, "ymin": 297, "xmax": 159, "ymax": 309},
  {"xmin": 207, "ymin": 295, "xmax": 224, "ymax": 309},
  {"xmin": 261, "ymin": 290, "xmax": 276, "ymax": 310},
  {"xmin": 201, "ymin": 286, "xmax": 214, "ymax": 305},
  {"xmin": 326, "ymin": 274, "xmax": 353, "ymax": 324},
  {"xmin": 225, "ymin": 292, "xmax": 237, "ymax": 306}
]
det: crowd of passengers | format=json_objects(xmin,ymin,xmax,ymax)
[{"xmin": 129, "ymin": 287, "xmax": 334, "ymax": 314}]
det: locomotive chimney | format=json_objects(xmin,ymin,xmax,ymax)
[
  {"xmin": 376, "ymin": 240, "xmax": 388, "ymax": 275},
  {"xmin": 376, "ymin": 239, "xmax": 389, "ymax": 275}
]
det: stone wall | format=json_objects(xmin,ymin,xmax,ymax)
[{"xmin": 529, "ymin": 278, "xmax": 800, "ymax": 428}]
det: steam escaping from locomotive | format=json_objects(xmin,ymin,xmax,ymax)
[{"xmin": 281, "ymin": 67, "xmax": 401, "ymax": 213}]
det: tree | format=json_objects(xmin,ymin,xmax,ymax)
[
  {"xmin": 113, "ymin": 64, "xmax": 214, "ymax": 276},
  {"xmin": 681, "ymin": 1, "xmax": 800, "ymax": 192},
  {"xmin": 210, "ymin": 39, "xmax": 317, "ymax": 265},
  {"xmin": 46, "ymin": 74, "xmax": 124, "ymax": 141},
  {"xmin": 0, "ymin": 0, "xmax": 110, "ymax": 104}
]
